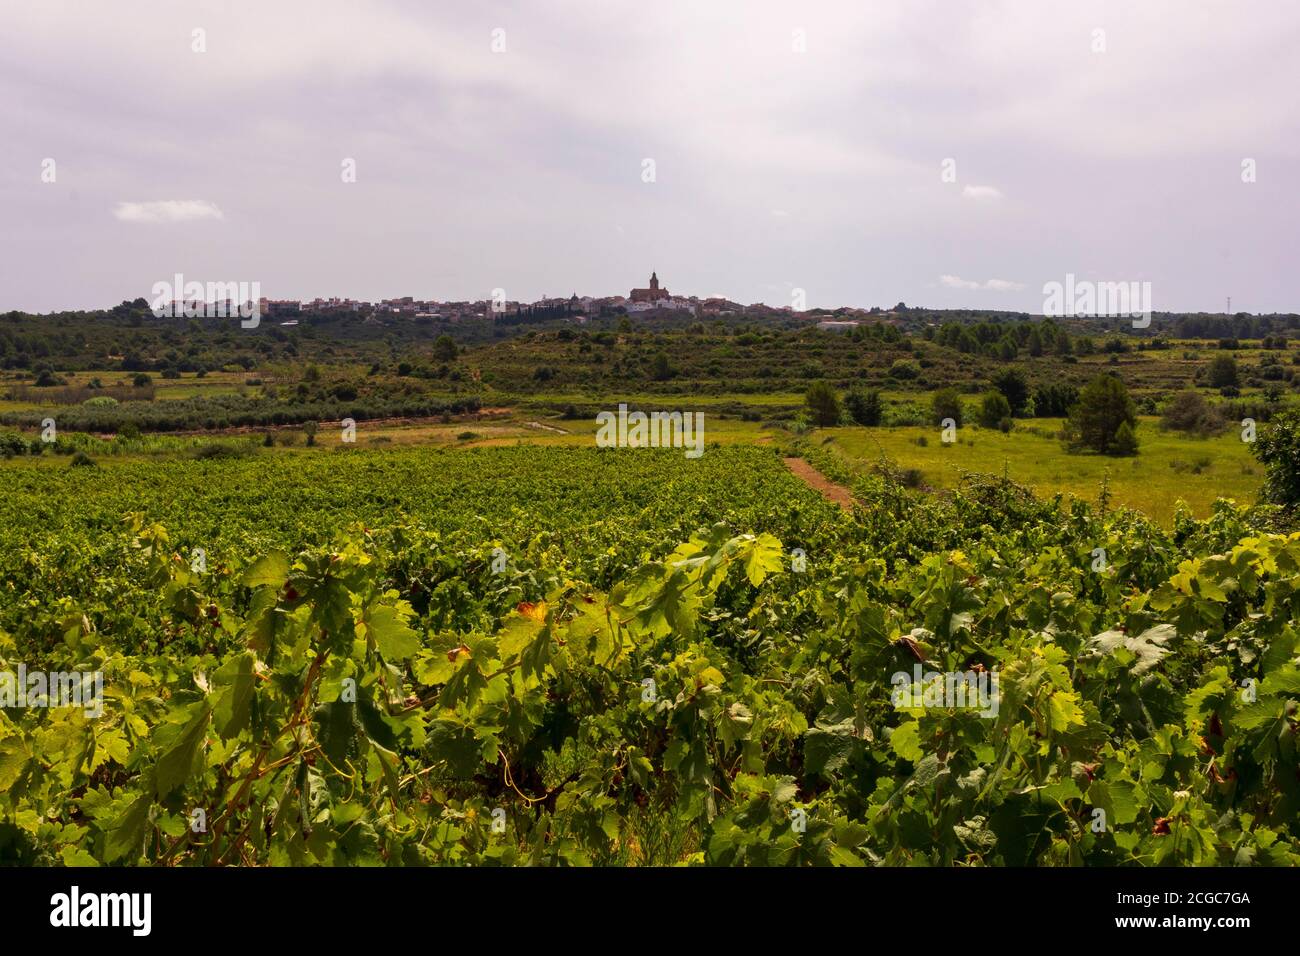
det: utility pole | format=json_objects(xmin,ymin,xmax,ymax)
[{"xmin": 1227, "ymin": 296, "xmax": 1231, "ymax": 314}]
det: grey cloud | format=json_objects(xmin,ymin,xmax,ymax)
[{"xmin": 2, "ymin": 0, "xmax": 1297, "ymax": 312}]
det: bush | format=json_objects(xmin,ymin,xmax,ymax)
[
  {"xmin": 133, "ymin": 373, "xmax": 153, "ymax": 387},
  {"xmin": 930, "ymin": 388, "xmax": 963, "ymax": 427},
  {"xmin": 69, "ymin": 451, "xmax": 96, "ymax": 467},
  {"xmin": 1065, "ymin": 374, "xmax": 1139, "ymax": 455},
  {"xmin": 882, "ymin": 401, "xmax": 928, "ymax": 427},
  {"xmin": 192, "ymin": 443, "xmax": 250, "ymax": 460},
  {"xmin": 1206, "ymin": 355, "xmax": 1239, "ymax": 389},
  {"xmin": 1160, "ymin": 390, "xmax": 1222, "ymax": 436},
  {"xmin": 83, "ymin": 396, "xmax": 119, "ymax": 408},
  {"xmin": 804, "ymin": 381, "xmax": 841, "ymax": 427},
  {"xmin": 887, "ymin": 360, "xmax": 921, "ymax": 381},
  {"xmin": 0, "ymin": 431, "xmax": 27, "ymax": 457}
]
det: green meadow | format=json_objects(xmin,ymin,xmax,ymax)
[{"xmin": 820, "ymin": 417, "xmax": 1260, "ymax": 524}]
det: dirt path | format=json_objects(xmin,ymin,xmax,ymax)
[
  {"xmin": 524, "ymin": 421, "xmax": 568, "ymax": 434},
  {"xmin": 783, "ymin": 457, "xmax": 855, "ymax": 510}
]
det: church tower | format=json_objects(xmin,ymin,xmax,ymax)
[{"xmin": 630, "ymin": 271, "xmax": 670, "ymax": 303}]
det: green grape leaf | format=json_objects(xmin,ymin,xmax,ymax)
[
  {"xmin": 244, "ymin": 550, "xmax": 291, "ymax": 590},
  {"xmin": 365, "ymin": 603, "xmax": 421, "ymax": 660},
  {"xmin": 154, "ymin": 702, "xmax": 212, "ymax": 799}
]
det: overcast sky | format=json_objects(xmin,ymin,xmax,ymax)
[{"xmin": 2, "ymin": 0, "xmax": 1298, "ymax": 314}]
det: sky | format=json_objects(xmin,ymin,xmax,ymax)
[{"xmin": 2, "ymin": 0, "xmax": 1298, "ymax": 314}]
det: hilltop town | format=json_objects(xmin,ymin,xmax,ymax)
[{"xmin": 249, "ymin": 272, "xmax": 887, "ymax": 328}]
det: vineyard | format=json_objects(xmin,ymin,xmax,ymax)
[{"xmin": 0, "ymin": 444, "xmax": 1297, "ymax": 865}]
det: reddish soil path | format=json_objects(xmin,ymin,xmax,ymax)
[{"xmin": 783, "ymin": 457, "xmax": 855, "ymax": 510}]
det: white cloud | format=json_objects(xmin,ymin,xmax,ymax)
[
  {"xmin": 113, "ymin": 200, "xmax": 224, "ymax": 223},
  {"xmin": 940, "ymin": 275, "xmax": 1025, "ymax": 292},
  {"xmin": 961, "ymin": 185, "xmax": 1004, "ymax": 201}
]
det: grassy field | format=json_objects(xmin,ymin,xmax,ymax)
[{"xmin": 820, "ymin": 416, "xmax": 1261, "ymax": 523}]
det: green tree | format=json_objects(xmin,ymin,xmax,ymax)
[
  {"xmin": 1032, "ymin": 383, "xmax": 1078, "ymax": 418},
  {"xmin": 1065, "ymin": 374, "xmax": 1139, "ymax": 455},
  {"xmin": 1206, "ymin": 354, "xmax": 1239, "ymax": 389},
  {"xmin": 1027, "ymin": 328, "xmax": 1044, "ymax": 357},
  {"xmin": 651, "ymin": 352, "xmax": 674, "ymax": 381},
  {"xmin": 990, "ymin": 368, "xmax": 1029, "ymax": 416},
  {"xmin": 804, "ymin": 381, "xmax": 841, "ymax": 427},
  {"xmin": 1253, "ymin": 411, "xmax": 1300, "ymax": 508},
  {"xmin": 433, "ymin": 335, "xmax": 458, "ymax": 362},
  {"xmin": 844, "ymin": 387, "xmax": 882, "ymax": 426},
  {"xmin": 931, "ymin": 388, "xmax": 963, "ymax": 427},
  {"xmin": 1111, "ymin": 420, "xmax": 1139, "ymax": 456},
  {"xmin": 977, "ymin": 391, "xmax": 1012, "ymax": 429}
]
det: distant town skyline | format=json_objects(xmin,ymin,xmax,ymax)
[{"xmin": 4, "ymin": 1, "xmax": 1298, "ymax": 314}]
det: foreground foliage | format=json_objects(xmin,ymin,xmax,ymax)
[{"xmin": 0, "ymin": 446, "xmax": 1297, "ymax": 865}]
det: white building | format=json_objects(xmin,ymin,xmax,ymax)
[{"xmin": 627, "ymin": 296, "xmax": 697, "ymax": 315}]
